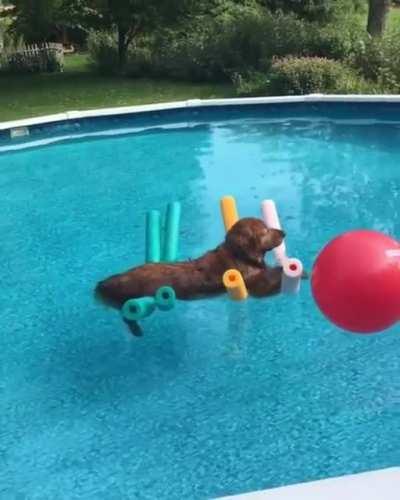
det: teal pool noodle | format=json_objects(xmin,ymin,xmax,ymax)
[
  {"xmin": 162, "ymin": 202, "xmax": 181, "ymax": 262},
  {"xmin": 155, "ymin": 286, "xmax": 176, "ymax": 311},
  {"xmin": 146, "ymin": 210, "xmax": 161, "ymax": 263},
  {"xmin": 122, "ymin": 297, "xmax": 156, "ymax": 322}
]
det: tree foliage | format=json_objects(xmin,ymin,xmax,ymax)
[
  {"xmin": 9, "ymin": 0, "xmax": 64, "ymax": 42},
  {"xmin": 260, "ymin": 0, "xmax": 365, "ymax": 22},
  {"xmin": 88, "ymin": 0, "xmax": 194, "ymax": 68},
  {"xmin": 8, "ymin": 0, "xmax": 196, "ymax": 66}
]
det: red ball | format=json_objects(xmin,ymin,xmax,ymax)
[{"xmin": 311, "ymin": 230, "xmax": 400, "ymax": 334}]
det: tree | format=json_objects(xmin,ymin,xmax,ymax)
[
  {"xmin": 9, "ymin": 0, "xmax": 194, "ymax": 67},
  {"xmin": 9, "ymin": 0, "xmax": 64, "ymax": 43},
  {"xmin": 63, "ymin": 0, "xmax": 195, "ymax": 70},
  {"xmin": 367, "ymin": 0, "xmax": 390, "ymax": 36}
]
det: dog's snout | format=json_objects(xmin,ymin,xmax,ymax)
[{"xmin": 269, "ymin": 228, "xmax": 285, "ymax": 239}]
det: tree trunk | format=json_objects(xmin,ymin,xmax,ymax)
[
  {"xmin": 367, "ymin": 0, "xmax": 390, "ymax": 36},
  {"xmin": 117, "ymin": 26, "xmax": 128, "ymax": 72}
]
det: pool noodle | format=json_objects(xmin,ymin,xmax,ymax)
[
  {"xmin": 223, "ymin": 269, "xmax": 248, "ymax": 301},
  {"xmin": 261, "ymin": 199, "xmax": 287, "ymax": 265},
  {"xmin": 145, "ymin": 210, "xmax": 161, "ymax": 263},
  {"xmin": 221, "ymin": 196, "xmax": 239, "ymax": 232},
  {"xmin": 155, "ymin": 286, "xmax": 176, "ymax": 311},
  {"xmin": 122, "ymin": 297, "xmax": 156, "ymax": 321},
  {"xmin": 281, "ymin": 258, "xmax": 303, "ymax": 295},
  {"xmin": 162, "ymin": 202, "xmax": 181, "ymax": 262}
]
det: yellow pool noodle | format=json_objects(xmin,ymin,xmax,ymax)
[
  {"xmin": 223, "ymin": 269, "xmax": 248, "ymax": 301},
  {"xmin": 220, "ymin": 196, "xmax": 239, "ymax": 232}
]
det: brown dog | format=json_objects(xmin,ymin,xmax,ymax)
[{"xmin": 95, "ymin": 218, "xmax": 285, "ymax": 335}]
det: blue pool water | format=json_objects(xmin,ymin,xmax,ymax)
[{"xmin": 1, "ymin": 103, "xmax": 400, "ymax": 499}]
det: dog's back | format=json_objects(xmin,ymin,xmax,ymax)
[{"xmin": 95, "ymin": 248, "xmax": 229, "ymax": 306}]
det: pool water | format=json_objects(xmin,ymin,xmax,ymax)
[{"xmin": 1, "ymin": 104, "xmax": 400, "ymax": 499}]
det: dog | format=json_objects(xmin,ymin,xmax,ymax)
[{"xmin": 95, "ymin": 218, "xmax": 286, "ymax": 336}]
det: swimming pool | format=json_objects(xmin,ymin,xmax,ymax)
[{"xmin": 1, "ymin": 99, "xmax": 400, "ymax": 499}]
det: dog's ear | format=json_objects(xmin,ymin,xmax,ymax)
[{"xmin": 225, "ymin": 219, "xmax": 265, "ymax": 265}]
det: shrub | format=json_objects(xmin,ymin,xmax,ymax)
[
  {"xmin": 149, "ymin": 4, "xmax": 274, "ymax": 81},
  {"xmin": 87, "ymin": 3, "xmax": 368, "ymax": 86},
  {"xmin": 265, "ymin": 12, "xmax": 308, "ymax": 59},
  {"xmin": 148, "ymin": 29, "xmax": 219, "ymax": 81},
  {"xmin": 87, "ymin": 3, "xmax": 275, "ymax": 80},
  {"xmin": 349, "ymin": 34, "xmax": 400, "ymax": 92},
  {"xmin": 259, "ymin": 12, "xmax": 361, "ymax": 62},
  {"xmin": 267, "ymin": 56, "xmax": 358, "ymax": 95},
  {"xmin": 214, "ymin": 4, "xmax": 273, "ymax": 74},
  {"xmin": 232, "ymin": 71, "xmax": 270, "ymax": 96},
  {"xmin": 87, "ymin": 30, "xmax": 119, "ymax": 75},
  {"xmin": 123, "ymin": 43, "xmax": 152, "ymax": 77},
  {"xmin": 305, "ymin": 17, "xmax": 364, "ymax": 60},
  {"xmin": 132, "ymin": 8, "xmax": 359, "ymax": 82},
  {"xmin": 265, "ymin": 0, "xmax": 336, "ymax": 23},
  {"xmin": 264, "ymin": 0, "xmax": 365, "ymax": 23}
]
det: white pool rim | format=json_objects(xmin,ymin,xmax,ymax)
[{"xmin": 1, "ymin": 93, "xmax": 400, "ymax": 133}]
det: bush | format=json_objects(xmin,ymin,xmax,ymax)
[
  {"xmin": 87, "ymin": 30, "xmax": 119, "ymax": 75},
  {"xmin": 258, "ymin": 11, "xmax": 361, "ymax": 62},
  {"xmin": 305, "ymin": 17, "xmax": 364, "ymax": 60},
  {"xmin": 144, "ymin": 9, "xmax": 364, "ymax": 82},
  {"xmin": 349, "ymin": 34, "xmax": 400, "ymax": 92},
  {"xmin": 87, "ymin": 2, "xmax": 368, "ymax": 88},
  {"xmin": 265, "ymin": 0, "xmax": 336, "ymax": 23},
  {"xmin": 264, "ymin": 12, "xmax": 308, "ymax": 59},
  {"xmin": 145, "ymin": 29, "xmax": 220, "ymax": 81},
  {"xmin": 267, "ymin": 56, "xmax": 359, "ymax": 95},
  {"xmin": 264, "ymin": 0, "xmax": 365, "ymax": 23},
  {"xmin": 232, "ymin": 71, "xmax": 270, "ymax": 96},
  {"xmin": 125, "ymin": 44, "xmax": 154, "ymax": 78},
  {"xmin": 146, "ymin": 4, "xmax": 274, "ymax": 81},
  {"xmin": 214, "ymin": 4, "xmax": 273, "ymax": 74},
  {"xmin": 88, "ymin": 3, "xmax": 274, "ymax": 80}
]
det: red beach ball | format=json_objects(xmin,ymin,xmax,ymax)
[{"xmin": 311, "ymin": 230, "xmax": 400, "ymax": 334}]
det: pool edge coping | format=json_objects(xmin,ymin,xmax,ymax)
[
  {"xmin": 2, "ymin": 93, "xmax": 400, "ymax": 133},
  {"xmin": 217, "ymin": 467, "xmax": 400, "ymax": 499}
]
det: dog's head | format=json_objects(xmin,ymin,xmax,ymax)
[{"xmin": 225, "ymin": 217, "xmax": 285, "ymax": 266}]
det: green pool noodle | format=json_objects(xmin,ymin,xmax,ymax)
[
  {"xmin": 145, "ymin": 210, "xmax": 161, "ymax": 263},
  {"xmin": 162, "ymin": 202, "xmax": 181, "ymax": 262},
  {"xmin": 155, "ymin": 286, "xmax": 176, "ymax": 311},
  {"xmin": 122, "ymin": 297, "xmax": 156, "ymax": 322}
]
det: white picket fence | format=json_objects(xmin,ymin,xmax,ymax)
[{"xmin": 6, "ymin": 42, "xmax": 64, "ymax": 72}]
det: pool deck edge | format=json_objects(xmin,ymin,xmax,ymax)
[
  {"xmin": 217, "ymin": 467, "xmax": 400, "ymax": 499},
  {"xmin": 2, "ymin": 93, "xmax": 400, "ymax": 133}
]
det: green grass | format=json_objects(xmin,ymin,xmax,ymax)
[
  {"xmin": 388, "ymin": 6, "xmax": 400, "ymax": 31},
  {"xmin": 0, "ymin": 53, "xmax": 234, "ymax": 122}
]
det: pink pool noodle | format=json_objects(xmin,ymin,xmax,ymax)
[
  {"xmin": 261, "ymin": 199, "xmax": 303, "ymax": 295},
  {"xmin": 261, "ymin": 200, "xmax": 287, "ymax": 265}
]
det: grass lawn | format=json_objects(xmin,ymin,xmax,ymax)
[
  {"xmin": 389, "ymin": 5, "xmax": 400, "ymax": 31},
  {"xmin": 0, "ymin": 54, "xmax": 234, "ymax": 122}
]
